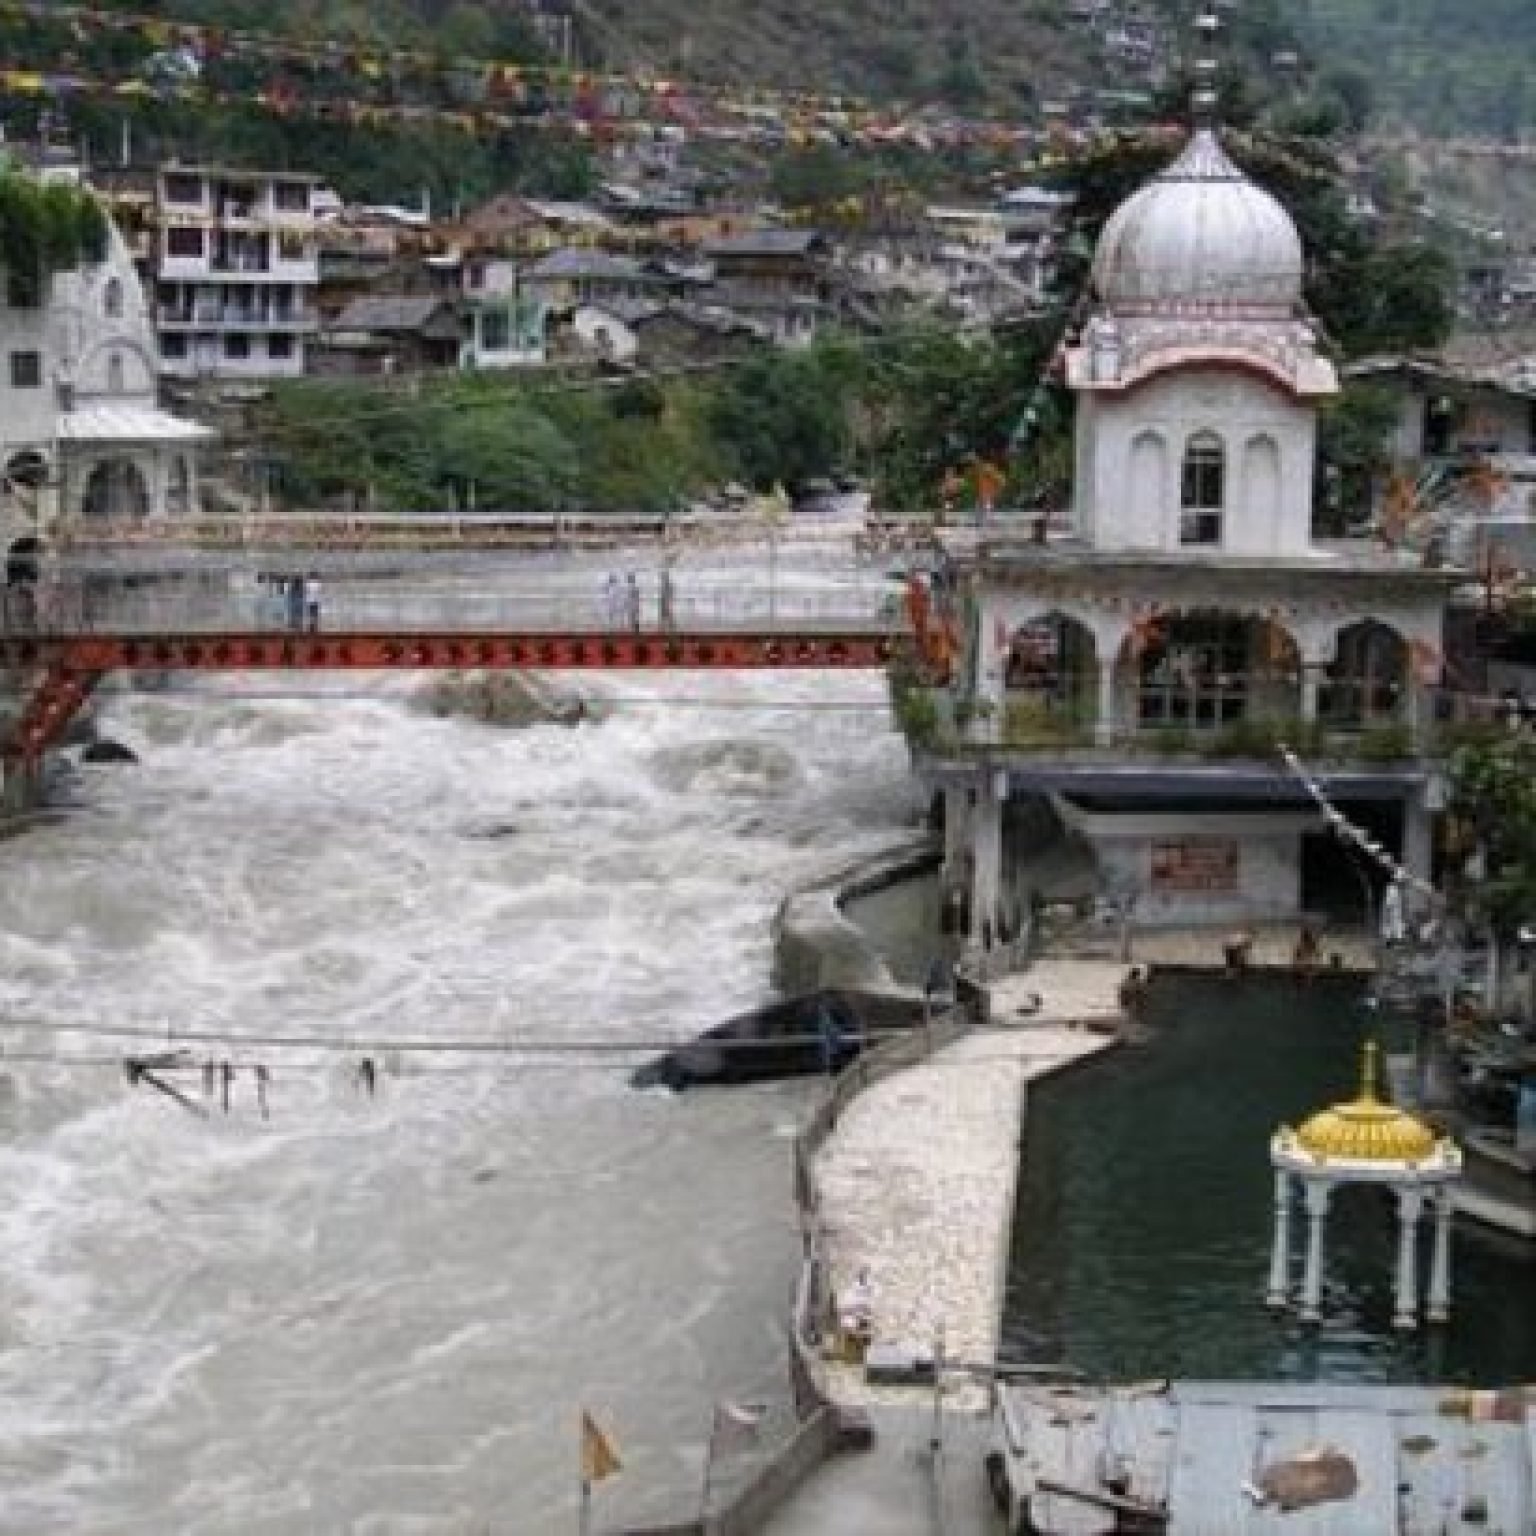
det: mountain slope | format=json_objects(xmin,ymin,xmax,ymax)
[{"xmin": 1299, "ymin": 0, "xmax": 1536, "ymax": 137}]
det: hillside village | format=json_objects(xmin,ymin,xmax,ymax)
[{"xmin": 0, "ymin": 0, "xmax": 1533, "ymax": 525}]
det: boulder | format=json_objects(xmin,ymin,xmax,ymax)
[{"xmin": 411, "ymin": 671, "xmax": 601, "ymax": 728}]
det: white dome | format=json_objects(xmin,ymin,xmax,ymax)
[{"xmin": 1091, "ymin": 129, "xmax": 1304, "ymax": 314}]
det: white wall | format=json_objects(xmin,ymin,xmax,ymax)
[
  {"xmin": 1075, "ymin": 368, "xmax": 1318, "ymax": 557},
  {"xmin": 1087, "ymin": 819, "xmax": 1309, "ymax": 925}
]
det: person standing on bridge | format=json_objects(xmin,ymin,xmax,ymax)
[
  {"xmin": 657, "ymin": 562, "xmax": 676, "ymax": 632},
  {"xmin": 601, "ymin": 572, "xmax": 623, "ymax": 628},
  {"xmin": 303, "ymin": 572, "xmax": 323, "ymax": 633}
]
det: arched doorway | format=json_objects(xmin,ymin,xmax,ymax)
[
  {"xmin": 1323, "ymin": 621, "xmax": 1408, "ymax": 727},
  {"xmin": 1118, "ymin": 610, "xmax": 1301, "ymax": 733},
  {"xmin": 82, "ymin": 458, "xmax": 150, "ymax": 522},
  {"xmin": 1002, "ymin": 612, "xmax": 1097, "ymax": 742}
]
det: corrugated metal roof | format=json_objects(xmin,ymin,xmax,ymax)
[
  {"xmin": 56, "ymin": 405, "xmax": 212, "ymax": 442},
  {"xmin": 1000, "ymin": 1380, "xmax": 1535, "ymax": 1534}
]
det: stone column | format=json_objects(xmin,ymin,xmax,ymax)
[
  {"xmin": 1426, "ymin": 1190, "xmax": 1454, "ymax": 1324},
  {"xmin": 969, "ymin": 769, "xmax": 1005, "ymax": 951},
  {"xmin": 1300, "ymin": 1179, "xmax": 1331, "ymax": 1323},
  {"xmin": 1095, "ymin": 658, "xmax": 1116, "ymax": 748},
  {"xmin": 1265, "ymin": 1169, "xmax": 1293, "ymax": 1308},
  {"xmin": 1393, "ymin": 1187, "xmax": 1424, "ymax": 1330}
]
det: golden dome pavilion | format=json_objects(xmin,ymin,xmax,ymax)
[
  {"xmin": 1268, "ymin": 1038, "xmax": 1462, "ymax": 1330},
  {"xmin": 1290, "ymin": 1041, "xmax": 1441, "ymax": 1165}
]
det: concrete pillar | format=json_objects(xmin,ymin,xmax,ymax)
[
  {"xmin": 1095, "ymin": 658, "xmax": 1116, "ymax": 748},
  {"xmin": 970, "ymin": 769, "xmax": 1005, "ymax": 949},
  {"xmin": 1, "ymin": 758, "xmax": 41, "ymax": 818},
  {"xmin": 1300, "ymin": 665, "xmax": 1320, "ymax": 724},
  {"xmin": 1300, "ymin": 1179, "xmax": 1331, "ymax": 1323},
  {"xmin": 1427, "ymin": 1191, "xmax": 1453, "ymax": 1324},
  {"xmin": 1393, "ymin": 1187, "xmax": 1424, "ymax": 1330},
  {"xmin": 1265, "ymin": 1169, "xmax": 1293, "ymax": 1308},
  {"xmin": 1402, "ymin": 785, "xmax": 1433, "ymax": 888},
  {"xmin": 941, "ymin": 783, "xmax": 969, "ymax": 887}
]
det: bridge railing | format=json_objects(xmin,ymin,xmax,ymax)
[{"xmin": 0, "ymin": 581, "xmax": 898, "ymax": 637}]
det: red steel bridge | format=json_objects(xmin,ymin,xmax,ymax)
[
  {"xmin": 0, "ymin": 521, "xmax": 942, "ymax": 784},
  {"xmin": 0, "ymin": 624, "xmax": 911, "ymax": 767}
]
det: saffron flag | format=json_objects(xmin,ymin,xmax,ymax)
[{"xmin": 580, "ymin": 1411, "xmax": 622, "ymax": 1485}]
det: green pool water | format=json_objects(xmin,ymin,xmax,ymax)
[{"xmin": 1002, "ymin": 973, "xmax": 1536, "ymax": 1386}]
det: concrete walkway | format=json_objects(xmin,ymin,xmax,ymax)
[
  {"xmin": 756, "ymin": 1408, "xmax": 1007, "ymax": 1536},
  {"xmin": 814, "ymin": 1025, "xmax": 1113, "ymax": 1414}
]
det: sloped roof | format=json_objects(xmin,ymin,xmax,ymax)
[
  {"xmin": 523, "ymin": 248, "xmax": 648, "ymax": 282},
  {"xmin": 57, "ymin": 405, "xmax": 213, "ymax": 443},
  {"xmin": 331, "ymin": 295, "xmax": 459, "ymax": 334},
  {"xmin": 704, "ymin": 228, "xmax": 826, "ymax": 259}
]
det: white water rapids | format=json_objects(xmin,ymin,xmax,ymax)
[{"xmin": 0, "ymin": 546, "xmax": 917, "ymax": 1533}]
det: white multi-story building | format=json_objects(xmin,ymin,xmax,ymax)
[{"xmin": 150, "ymin": 165, "xmax": 321, "ymax": 381}]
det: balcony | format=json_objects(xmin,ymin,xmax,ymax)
[
  {"xmin": 893, "ymin": 683, "xmax": 1503, "ymax": 770},
  {"xmin": 158, "ymin": 306, "xmax": 318, "ymax": 332}
]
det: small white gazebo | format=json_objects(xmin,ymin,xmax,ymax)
[{"xmin": 1268, "ymin": 1041, "xmax": 1461, "ymax": 1330}]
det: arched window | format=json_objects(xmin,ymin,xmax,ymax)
[
  {"xmin": 106, "ymin": 352, "xmax": 125, "ymax": 394},
  {"xmin": 1180, "ymin": 432, "xmax": 1225, "ymax": 546},
  {"xmin": 103, "ymin": 278, "xmax": 124, "ymax": 319}
]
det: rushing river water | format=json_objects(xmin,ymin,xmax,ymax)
[
  {"xmin": 1003, "ymin": 973, "xmax": 1536, "ymax": 1386},
  {"xmin": 0, "ymin": 546, "xmax": 917, "ymax": 1533}
]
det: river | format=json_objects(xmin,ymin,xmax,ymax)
[{"xmin": 0, "ymin": 544, "xmax": 916, "ymax": 1533}]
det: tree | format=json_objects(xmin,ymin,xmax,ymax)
[
  {"xmin": 1448, "ymin": 736, "xmax": 1536, "ymax": 940},
  {"xmin": 1315, "ymin": 382, "xmax": 1402, "ymax": 534}
]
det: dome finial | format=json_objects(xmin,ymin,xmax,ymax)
[
  {"xmin": 1357, "ymin": 1038, "xmax": 1382, "ymax": 1104},
  {"xmin": 1192, "ymin": 8, "xmax": 1222, "ymax": 126}
]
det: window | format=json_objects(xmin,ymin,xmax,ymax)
[
  {"xmin": 160, "ymin": 334, "xmax": 187, "ymax": 359},
  {"xmin": 480, "ymin": 308, "xmax": 511, "ymax": 351},
  {"xmin": 164, "ymin": 174, "xmax": 204, "ymax": 205},
  {"xmin": 166, "ymin": 227, "xmax": 204, "ymax": 259},
  {"xmin": 9, "ymin": 351, "xmax": 41, "ymax": 389},
  {"xmin": 223, "ymin": 335, "xmax": 251, "ymax": 360},
  {"xmin": 107, "ymin": 353, "xmax": 125, "ymax": 393},
  {"xmin": 273, "ymin": 181, "xmax": 310, "ymax": 212},
  {"xmin": 104, "ymin": 278, "xmax": 124, "ymax": 319},
  {"xmin": 1180, "ymin": 432, "xmax": 1224, "ymax": 546},
  {"xmin": 267, "ymin": 334, "xmax": 294, "ymax": 360}
]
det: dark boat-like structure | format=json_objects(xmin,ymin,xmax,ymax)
[{"xmin": 630, "ymin": 988, "xmax": 927, "ymax": 1090}]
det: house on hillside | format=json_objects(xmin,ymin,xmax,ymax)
[
  {"xmin": 1345, "ymin": 350, "xmax": 1536, "ymax": 560},
  {"xmin": 313, "ymin": 294, "xmax": 465, "ymax": 377},
  {"xmin": 461, "ymin": 257, "xmax": 548, "ymax": 369},
  {"xmin": 520, "ymin": 248, "xmax": 666, "ymax": 315},
  {"xmin": 699, "ymin": 229, "xmax": 833, "ymax": 346},
  {"xmin": 142, "ymin": 164, "xmax": 323, "ymax": 381}
]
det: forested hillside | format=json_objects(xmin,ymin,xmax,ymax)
[{"xmin": 1299, "ymin": 0, "xmax": 1536, "ymax": 137}]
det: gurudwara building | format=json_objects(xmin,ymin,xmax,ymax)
[
  {"xmin": 0, "ymin": 160, "xmax": 211, "ymax": 571},
  {"xmin": 914, "ymin": 125, "xmax": 1457, "ymax": 939}
]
